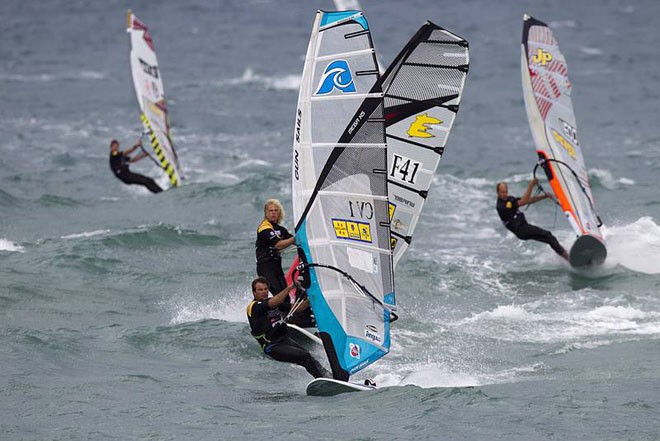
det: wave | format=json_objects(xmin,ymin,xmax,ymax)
[
  {"xmin": 101, "ymin": 224, "xmax": 223, "ymax": 249},
  {"xmin": 602, "ymin": 217, "xmax": 660, "ymax": 274},
  {"xmin": 61, "ymin": 230, "xmax": 111, "ymax": 240},
  {"xmin": 0, "ymin": 239, "xmax": 24, "ymax": 252},
  {"xmin": 164, "ymin": 290, "xmax": 251, "ymax": 325},
  {"xmin": 0, "ymin": 70, "xmax": 106, "ymax": 83},
  {"xmin": 589, "ymin": 168, "xmax": 635, "ymax": 190},
  {"xmin": 452, "ymin": 301, "xmax": 660, "ymax": 344}
]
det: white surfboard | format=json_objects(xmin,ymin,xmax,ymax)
[{"xmin": 306, "ymin": 378, "xmax": 376, "ymax": 396}]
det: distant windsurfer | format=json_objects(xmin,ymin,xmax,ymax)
[
  {"xmin": 496, "ymin": 179, "xmax": 568, "ymax": 260},
  {"xmin": 247, "ymin": 277, "xmax": 329, "ymax": 378},
  {"xmin": 109, "ymin": 139, "xmax": 163, "ymax": 193}
]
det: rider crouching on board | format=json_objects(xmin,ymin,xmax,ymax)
[
  {"xmin": 247, "ymin": 277, "xmax": 329, "ymax": 379},
  {"xmin": 496, "ymin": 178, "xmax": 568, "ymax": 260}
]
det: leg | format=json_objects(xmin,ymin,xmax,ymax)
[
  {"xmin": 265, "ymin": 338, "xmax": 329, "ymax": 378},
  {"xmin": 515, "ymin": 223, "xmax": 566, "ymax": 257},
  {"xmin": 121, "ymin": 171, "xmax": 163, "ymax": 193}
]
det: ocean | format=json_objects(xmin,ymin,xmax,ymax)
[{"xmin": 1, "ymin": 0, "xmax": 660, "ymax": 439}]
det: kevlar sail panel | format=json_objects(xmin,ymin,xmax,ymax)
[{"xmin": 382, "ymin": 22, "xmax": 469, "ymax": 267}]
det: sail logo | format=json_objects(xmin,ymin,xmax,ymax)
[
  {"xmin": 364, "ymin": 325, "xmax": 382, "ymax": 344},
  {"xmin": 531, "ymin": 48, "xmax": 553, "ymax": 66},
  {"xmin": 315, "ymin": 60, "xmax": 356, "ymax": 95},
  {"xmin": 407, "ymin": 114, "xmax": 442, "ymax": 138},
  {"xmin": 551, "ymin": 129, "xmax": 576, "ymax": 158},
  {"xmin": 332, "ymin": 218, "xmax": 372, "ymax": 243},
  {"xmin": 139, "ymin": 58, "xmax": 159, "ymax": 78},
  {"xmin": 349, "ymin": 343, "xmax": 361, "ymax": 359}
]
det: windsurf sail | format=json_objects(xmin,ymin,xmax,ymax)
[
  {"xmin": 127, "ymin": 10, "xmax": 182, "ymax": 188},
  {"xmin": 292, "ymin": 10, "xmax": 394, "ymax": 381},
  {"xmin": 521, "ymin": 14, "xmax": 606, "ymax": 266},
  {"xmin": 382, "ymin": 22, "xmax": 469, "ymax": 267}
]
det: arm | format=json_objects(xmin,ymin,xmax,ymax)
[
  {"xmin": 124, "ymin": 138, "xmax": 143, "ymax": 156},
  {"xmin": 128, "ymin": 150, "xmax": 149, "ymax": 163},
  {"xmin": 267, "ymin": 284, "xmax": 296, "ymax": 309},
  {"xmin": 518, "ymin": 178, "xmax": 546, "ymax": 207},
  {"xmin": 273, "ymin": 236, "xmax": 295, "ymax": 250}
]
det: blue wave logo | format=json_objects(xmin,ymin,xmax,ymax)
[{"xmin": 315, "ymin": 60, "xmax": 356, "ymax": 95}]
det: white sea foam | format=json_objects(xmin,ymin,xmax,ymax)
[
  {"xmin": 549, "ymin": 20, "xmax": 576, "ymax": 29},
  {"xmin": 602, "ymin": 217, "xmax": 660, "ymax": 274},
  {"xmin": 589, "ymin": 168, "xmax": 635, "ymax": 189},
  {"xmin": 578, "ymin": 46, "xmax": 604, "ymax": 56},
  {"xmin": 167, "ymin": 290, "xmax": 251, "ymax": 324},
  {"xmin": 0, "ymin": 70, "xmax": 106, "ymax": 82},
  {"xmin": 0, "ymin": 238, "xmax": 24, "ymax": 252},
  {"xmin": 452, "ymin": 301, "xmax": 660, "ymax": 344},
  {"xmin": 212, "ymin": 68, "xmax": 300, "ymax": 91},
  {"xmin": 61, "ymin": 229, "xmax": 110, "ymax": 239}
]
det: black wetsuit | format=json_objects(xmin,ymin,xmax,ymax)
[
  {"xmin": 109, "ymin": 150, "xmax": 163, "ymax": 193},
  {"xmin": 255, "ymin": 219, "xmax": 292, "ymax": 294},
  {"xmin": 246, "ymin": 299, "xmax": 327, "ymax": 378},
  {"xmin": 496, "ymin": 196, "xmax": 565, "ymax": 256}
]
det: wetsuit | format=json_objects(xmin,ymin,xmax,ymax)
[
  {"xmin": 109, "ymin": 150, "xmax": 163, "ymax": 193},
  {"xmin": 246, "ymin": 299, "xmax": 327, "ymax": 378},
  {"xmin": 255, "ymin": 219, "xmax": 292, "ymax": 295},
  {"xmin": 496, "ymin": 196, "xmax": 565, "ymax": 256}
]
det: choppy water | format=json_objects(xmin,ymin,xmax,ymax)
[{"xmin": 2, "ymin": 0, "xmax": 660, "ymax": 440}]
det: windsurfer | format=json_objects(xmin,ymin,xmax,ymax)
[
  {"xmin": 496, "ymin": 179, "xmax": 568, "ymax": 260},
  {"xmin": 256, "ymin": 199, "xmax": 315, "ymax": 328},
  {"xmin": 255, "ymin": 199, "xmax": 294, "ymax": 294},
  {"xmin": 247, "ymin": 277, "xmax": 329, "ymax": 379},
  {"xmin": 109, "ymin": 139, "xmax": 163, "ymax": 193}
]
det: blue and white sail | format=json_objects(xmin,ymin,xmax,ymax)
[
  {"xmin": 382, "ymin": 22, "xmax": 469, "ymax": 267},
  {"xmin": 127, "ymin": 10, "xmax": 182, "ymax": 188},
  {"xmin": 292, "ymin": 10, "xmax": 394, "ymax": 380}
]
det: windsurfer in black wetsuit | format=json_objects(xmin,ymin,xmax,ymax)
[
  {"xmin": 246, "ymin": 277, "xmax": 329, "ymax": 379},
  {"xmin": 109, "ymin": 139, "xmax": 163, "ymax": 193},
  {"xmin": 496, "ymin": 178, "xmax": 568, "ymax": 260},
  {"xmin": 255, "ymin": 199, "xmax": 315, "ymax": 328},
  {"xmin": 255, "ymin": 199, "xmax": 294, "ymax": 294}
]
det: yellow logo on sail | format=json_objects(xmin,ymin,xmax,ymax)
[
  {"xmin": 551, "ymin": 129, "xmax": 576, "ymax": 158},
  {"xmin": 532, "ymin": 48, "xmax": 553, "ymax": 66},
  {"xmin": 407, "ymin": 114, "xmax": 442, "ymax": 138}
]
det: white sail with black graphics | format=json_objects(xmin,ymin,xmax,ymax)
[
  {"xmin": 521, "ymin": 14, "xmax": 606, "ymax": 266},
  {"xmin": 292, "ymin": 10, "xmax": 394, "ymax": 385},
  {"xmin": 127, "ymin": 10, "xmax": 182, "ymax": 188},
  {"xmin": 382, "ymin": 22, "xmax": 469, "ymax": 267}
]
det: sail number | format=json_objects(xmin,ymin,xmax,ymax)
[
  {"xmin": 348, "ymin": 200, "xmax": 373, "ymax": 220},
  {"xmin": 560, "ymin": 118, "xmax": 579, "ymax": 146},
  {"xmin": 390, "ymin": 154, "xmax": 421, "ymax": 185}
]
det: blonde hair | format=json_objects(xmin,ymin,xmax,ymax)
[{"xmin": 264, "ymin": 199, "xmax": 285, "ymax": 223}]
